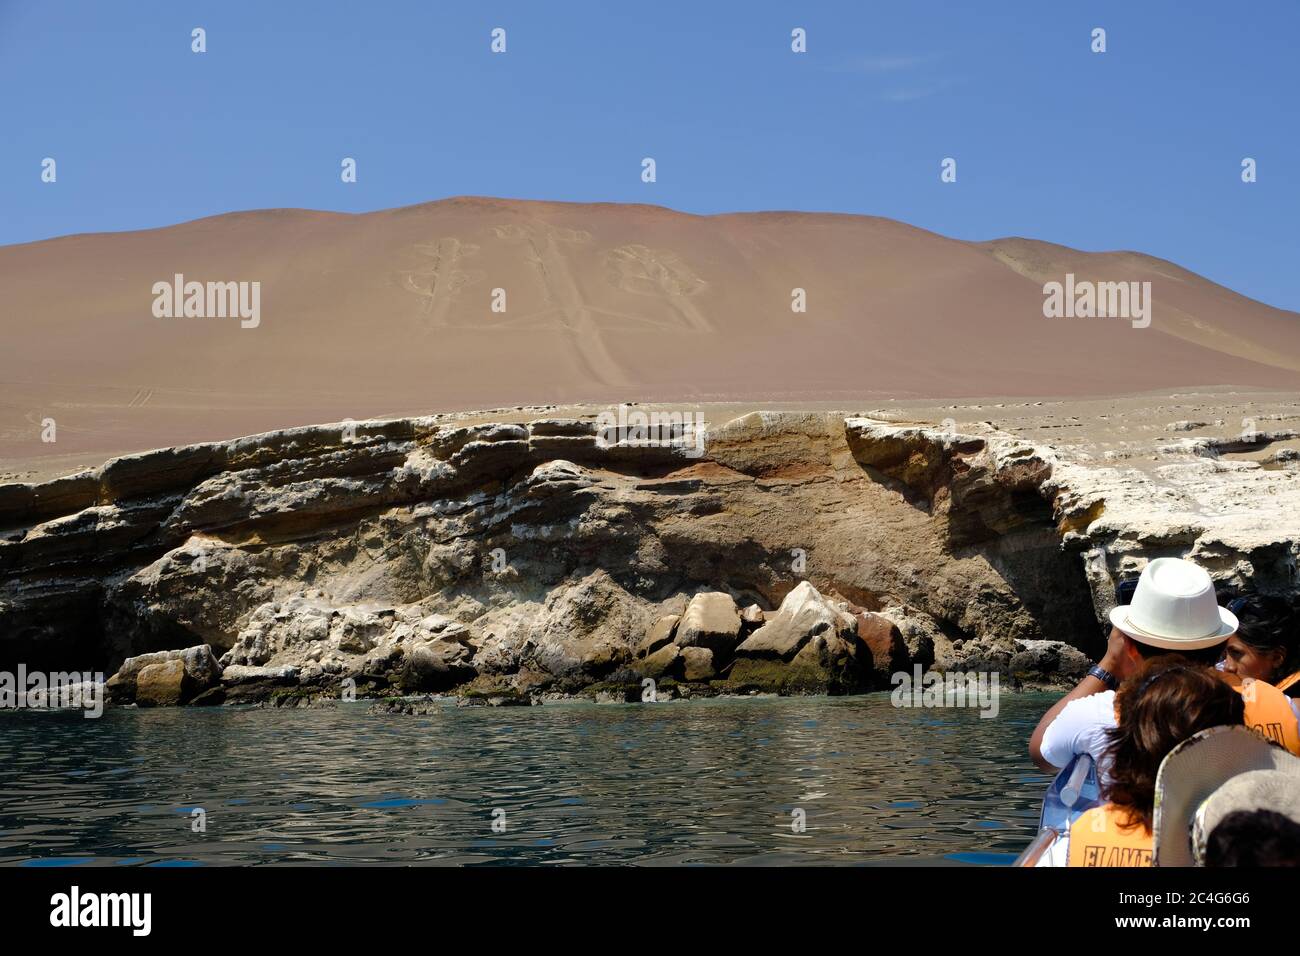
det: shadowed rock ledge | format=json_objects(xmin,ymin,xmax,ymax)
[{"xmin": 1, "ymin": 407, "xmax": 1295, "ymax": 706}]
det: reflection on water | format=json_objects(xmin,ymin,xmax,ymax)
[{"xmin": 0, "ymin": 693, "xmax": 1055, "ymax": 866}]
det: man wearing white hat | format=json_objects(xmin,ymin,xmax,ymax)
[{"xmin": 1030, "ymin": 557, "xmax": 1300, "ymax": 780}]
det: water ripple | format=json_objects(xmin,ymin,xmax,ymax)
[{"xmin": 0, "ymin": 693, "xmax": 1055, "ymax": 865}]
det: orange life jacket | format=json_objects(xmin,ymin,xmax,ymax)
[
  {"xmin": 1275, "ymin": 670, "xmax": 1300, "ymax": 694},
  {"xmin": 1111, "ymin": 675, "xmax": 1300, "ymax": 755},
  {"xmin": 1068, "ymin": 804, "xmax": 1153, "ymax": 867},
  {"xmin": 1220, "ymin": 674, "xmax": 1300, "ymax": 755}
]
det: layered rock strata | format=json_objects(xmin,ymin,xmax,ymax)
[{"xmin": 2, "ymin": 408, "xmax": 1294, "ymax": 706}]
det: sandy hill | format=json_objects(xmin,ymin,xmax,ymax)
[{"xmin": 2, "ymin": 196, "xmax": 1298, "ymax": 475}]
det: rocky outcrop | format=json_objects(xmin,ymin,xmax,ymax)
[
  {"xmin": 105, "ymin": 644, "xmax": 220, "ymax": 704},
  {"xmin": 3, "ymin": 406, "xmax": 1295, "ymax": 704},
  {"xmin": 730, "ymin": 582, "xmax": 870, "ymax": 693}
]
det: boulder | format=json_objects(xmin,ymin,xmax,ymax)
[
  {"xmin": 736, "ymin": 582, "xmax": 856, "ymax": 661},
  {"xmin": 399, "ymin": 639, "xmax": 476, "ymax": 692},
  {"xmin": 636, "ymin": 614, "xmax": 680, "ymax": 658},
  {"xmin": 878, "ymin": 605, "xmax": 939, "ymax": 669},
  {"xmin": 335, "ymin": 607, "xmax": 388, "ymax": 654},
  {"xmin": 634, "ymin": 643, "xmax": 680, "ymax": 680},
  {"xmin": 106, "ymin": 644, "xmax": 221, "ymax": 703},
  {"xmin": 674, "ymin": 592, "xmax": 742, "ymax": 655},
  {"xmin": 526, "ymin": 570, "xmax": 651, "ymax": 679},
  {"xmin": 793, "ymin": 630, "xmax": 864, "ymax": 692},
  {"xmin": 680, "ymin": 646, "xmax": 715, "ymax": 682},
  {"xmin": 579, "ymin": 640, "xmax": 629, "ymax": 675},
  {"xmin": 220, "ymin": 664, "xmax": 299, "ymax": 685},
  {"xmin": 854, "ymin": 611, "xmax": 909, "ymax": 681},
  {"xmin": 942, "ymin": 636, "xmax": 1015, "ymax": 674},
  {"xmin": 220, "ymin": 598, "xmax": 337, "ymax": 667},
  {"xmin": 135, "ymin": 659, "xmax": 194, "ymax": 706},
  {"xmin": 355, "ymin": 643, "xmax": 403, "ymax": 681},
  {"xmin": 729, "ymin": 628, "xmax": 865, "ymax": 695},
  {"xmin": 1010, "ymin": 639, "xmax": 1091, "ymax": 686}
]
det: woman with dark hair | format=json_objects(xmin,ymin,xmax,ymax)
[
  {"xmin": 1221, "ymin": 595, "xmax": 1300, "ymax": 695},
  {"xmin": 1066, "ymin": 655, "xmax": 1245, "ymax": 867}
]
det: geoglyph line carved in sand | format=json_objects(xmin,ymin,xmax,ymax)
[
  {"xmin": 488, "ymin": 223, "xmax": 634, "ymax": 388},
  {"xmin": 602, "ymin": 244, "xmax": 713, "ymax": 333},
  {"xmin": 393, "ymin": 225, "xmax": 711, "ymax": 388},
  {"xmin": 394, "ymin": 238, "xmax": 484, "ymax": 328},
  {"xmin": 128, "ymin": 387, "xmax": 155, "ymax": 408}
]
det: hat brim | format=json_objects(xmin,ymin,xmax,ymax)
[
  {"xmin": 1108, "ymin": 605, "xmax": 1237, "ymax": 650},
  {"xmin": 1152, "ymin": 726, "xmax": 1298, "ymax": 866}
]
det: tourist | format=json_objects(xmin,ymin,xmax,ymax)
[
  {"xmin": 1029, "ymin": 558, "xmax": 1300, "ymax": 780},
  {"xmin": 1061, "ymin": 656, "xmax": 1244, "ymax": 866},
  {"xmin": 1150, "ymin": 725, "xmax": 1300, "ymax": 866},
  {"xmin": 1204, "ymin": 809, "xmax": 1300, "ymax": 866},
  {"xmin": 1220, "ymin": 594, "xmax": 1300, "ymax": 695}
]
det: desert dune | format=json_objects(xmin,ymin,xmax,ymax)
[{"xmin": 2, "ymin": 196, "xmax": 1298, "ymax": 478}]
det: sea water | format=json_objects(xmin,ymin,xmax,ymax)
[{"xmin": 0, "ymin": 692, "xmax": 1055, "ymax": 866}]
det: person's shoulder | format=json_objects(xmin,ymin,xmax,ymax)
[
  {"xmin": 1060, "ymin": 689, "xmax": 1116, "ymax": 722},
  {"xmin": 1041, "ymin": 690, "xmax": 1117, "ymax": 768},
  {"xmin": 1070, "ymin": 804, "xmax": 1105, "ymax": 831}
]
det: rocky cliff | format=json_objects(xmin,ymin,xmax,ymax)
[{"xmin": 2, "ymin": 406, "xmax": 1295, "ymax": 706}]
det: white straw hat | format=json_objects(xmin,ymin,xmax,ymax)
[
  {"xmin": 1109, "ymin": 558, "xmax": 1237, "ymax": 650},
  {"xmin": 1152, "ymin": 725, "xmax": 1300, "ymax": 866}
]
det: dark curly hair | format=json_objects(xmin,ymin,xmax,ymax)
[
  {"xmin": 1206, "ymin": 810, "xmax": 1300, "ymax": 867},
  {"xmin": 1231, "ymin": 594, "xmax": 1299, "ymax": 683},
  {"xmin": 1104, "ymin": 656, "xmax": 1245, "ymax": 831}
]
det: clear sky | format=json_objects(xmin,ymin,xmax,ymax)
[{"xmin": 3, "ymin": 0, "xmax": 1297, "ymax": 310}]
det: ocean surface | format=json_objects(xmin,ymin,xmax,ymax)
[{"xmin": 0, "ymin": 692, "xmax": 1055, "ymax": 866}]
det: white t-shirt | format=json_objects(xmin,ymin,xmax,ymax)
[
  {"xmin": 1040, "ymin": 690, "xmax": 1119, "ymax": 784},
  {"xmin": 1039, "ymin": 686, "xmax": 1300, "ymax": 786},
  {"xmin": 1033, "ymin": 693, "xmax": 1120, "ymax": 868}
]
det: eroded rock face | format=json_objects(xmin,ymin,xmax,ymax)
[{"xmin": 4, "ymin": 407, "xmax": 1288, "ymax": 703}]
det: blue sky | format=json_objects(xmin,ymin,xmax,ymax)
[{"xmin": 3, "ymin": 0, "xmax": 1298, "ymax": 310}]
